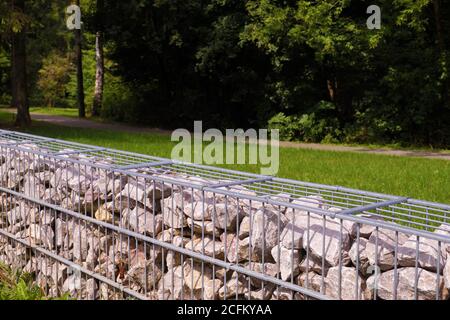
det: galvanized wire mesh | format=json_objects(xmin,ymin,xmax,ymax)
[{"xmin": 0, "ymin": 129, "xmax": 449, "ymax": 300}]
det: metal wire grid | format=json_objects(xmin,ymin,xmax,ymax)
[
  {"xmin": 0, "ymin": 187, "xmax": 330, "ymax": 300},
  {"xmin": 0, "ymin": 132, "xmax": 417, "ymax": 198},
  {"xmin": 0, "ymin": 129, "xmax": 449, "ymax": 300},
  {"xmin": 0, "ymin": 129, "xmax": 448, "ymax": 231}
]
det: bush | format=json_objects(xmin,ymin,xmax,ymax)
[
  {"xmin": 101, "ymin": 79, "xmax": 139, "ymax": 123},
  {"xmin": 37, "ymin": 52, "xmax": 73, "ymax": 108},
  {"xmin": 268, "ymin": 102, "xmax": 342, "ymax": 143},
  {"xmin": 0, "ymin": 262, "xmax": 71, "ymax": 300}
]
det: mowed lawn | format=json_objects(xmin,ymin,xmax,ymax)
[{"xmin": 0, "ymin": 110, "xmax": 448, "ymax": 204}]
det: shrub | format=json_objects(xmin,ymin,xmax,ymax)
[
  {"xmin": 0, "ymin": 262, "xmax": 71, "ymax": 300},
  {"xmin": 37, "ymin": 52, "xmax": 73, "ymax": 108},
  {"xmin": 268, "ymin": 102, "xmax": 342, "ymax": 143}
]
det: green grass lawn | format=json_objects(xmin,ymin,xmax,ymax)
[{"xmin": 0, "ymin": 110, "xmax": 449, "ymax": 204}]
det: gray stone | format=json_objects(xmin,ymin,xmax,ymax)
[
  {"xmin": 128, "ymin": 207, "xmax": 163, "ymax": 236},
  {"xmin": 367, "ymin": 267, "xmax": 444, "ymax": 300},
  {"xmin": 365, "ymin": 228, "xmax": 409, "ymax": 271},
  {"xmin": 250, "ymin": 208, "xmax": 287, "ymax": 258},
  {"xmin": 271, "ymin": 245, "xmax": 301, "ymax": 281},
  {"xmin": 23, "ymin": 176, "xmax": 46, "ymax": 199},
  {"xmin": 444, "ymin": 259, "xmax": 450, "ymax": 291},
  {"xmin": 246, "ymin": 262, "xmax": 279, "ymax": 287},
  {"xmin": 349, "ymin": 214, "xmax": 387, "ymax": 239},
  {"xmin": 6, "ymin": 202, "xmax": 29, "ymax": 225},
  {"xmin": 398, "ymin": 235, "xmax": 446, "ymax": 272},
  {"xmin": 28, "ymin": 224, "xmax": 54, "ymax": 250},
  {"xmin": 271, "ymin": 287, "xmax": 303, "ymax": 300},
  {"xmin": 204, "ymin": 279, "xmax": 223, "ymax": 300},
  {"xmin": 86, "ymin": 278, "xmax": 98, "ymax": 300},
  {"xmin": 157, "ymin": 265, "xmax": 187, "ymax": 300},
  {"xmin": 297, "ymin": 271, "xmax": 324, "ymax": 293},
  {"xmin": 166, "ymin": 236, "xmax": 185, "ymax": 268},
  {"xmin": 245, "ymin": 285, "xmax": 276, "ymax": 300},
  {"xmin": 238, "ymin": 216, "xmax": 250, "ymax": 239},
  {"xmin": 326, "ymin": 266, "xmax": 365, "ymax": 300},
  {"xmin": 164, "ymin": 202, "xmax": 189, "ymax": 229},
  {"xmin": 126, "ymin": 259, "xmax": 162, "ymax": 290},
  {"xmin": 189, "ymin": 237, "xmax": 225, "ymax": 259},
  {"xmin": 221, "ymin": 234, "xmax": 258, "ymax": 263},
  {"xmin": 302, "ymin": 218, "xmax": 352, "ymax": 267},
  {"xmin": 209, "ymin": 202, "xmax": 244, "ymax": 231},
  {"xmin": 349, "ymin": 238, "xmax": 370, "ymax": 275},
  {"xmin": 284, "ymin": 196, "xmax": 324, "ymax": 218},
  {"xmin": 182, "ymin": 260, "xmax": 213, "ymax": 291},
  {"xmin": 71, "ymin": 223, "xmax": 90, "ymax": 261},
  {"xmin": 187, "ymin": 218, "xmax": 220, "ymax": 236},
  {"xmin": 218, "ymin": 272, "xmax": 248, "ymax": 299},
  {"xmin": 298, "ymin": 256, "xmax": 327, "ymax": 275}
]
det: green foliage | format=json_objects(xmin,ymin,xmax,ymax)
[
  {"xmin": 101, "ymin": 78, "xmax": 139, "ymax": 123},
  {"xmin": 2, "ymin": 0, "xmax": 450, "ymax": 146},
  {"xmin": 269, "ymin": 101, "xmax": 342, "ymax": 143},
  {"xmin": 0, "ymin": 263, "xmax": 57, "ymax": 300},
  {"xmin": 37, "ymin": 52, "xmax": 73, "ymax": 108},
  {"xmin": 0, "ymin": 47, "xmax": 10, "ymax": 105}
]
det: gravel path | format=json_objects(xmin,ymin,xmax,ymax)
[{"xmin": 4, "ymin": 109, "xmax": 450, "ymax": 161}]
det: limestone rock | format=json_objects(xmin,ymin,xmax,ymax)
[
  {"xmin": 182, "ymin": 260, "xmax": 213, "ymax": 291},
  {"xmin": 246, "ymin": 262, "xmax": 279, "ymax": 287},
  {"xmin": 27, "ymin": 224, "xmax": 54, "ymax": 250},
  {"xmin": 326, "ymin": 266, "xmax": 365, "ymax": 300},
  {"xmin": 349, "ymin": 238, "xmax": 370, "ymax": 275},
  {"xmin": 164, "ymin": 203, "xmax": 188, "ymax": 229},
  {"xmin": 209, "ymin": 202, "xmax": 244, "ymax": 231},
  {"xmin": 271, "ymin": 245, "xmax": 301, "ymax": 281},
  {"xmin": 218, "ymin": 272, "xmax": 248, "ymax": 299},
  {"xmin": 94, "ymin": 206, "xmax": 113, "ymax": 223},
  {"xmin": 250, "ymin": 208, "xmax": 287, "ymax": 258},
  {"xmin": 187, "ymin": 218, "xmax": 220, "ymax": 237},
  {"xmin": 128, "ymin": 207, "xmax": 163, "ymax": 236},
  {"xmin": 367, "ymin": 267, "xmax": 444, "ymax": 300},
  {"xmin": 298, "ymin": 271, "xmax": 324, "ymax": 293},
  {"xmin": 365, "ymin": 229, "xmax": 409, "ymax": 271},
  {"xmin": 189, "ymin": 237, "xmax": 225, "ymax": 259},
  {"xmin": 444, "ymin": 259, "xmax": 450, "ymax": 291},
  {"xmin": 398, "ymin": 235, "xmax": 446, "ymax": 272},
  {"xmin": 126, "ymin": 260, "xmax": 162, "ymax": 290},
  {"xmin": 302, "ymin": 218, "xmax": 352, "ymax": 267},
  {"xmin": 238, "ymin": 216, "xmax": 250, "ymax": 239},
  {"xmin": 221, "ymin": 234, "xmax": 258, "ymax": 263},
  {"xmin": 298, "ymin": 256, "xmax": 327, "ymax": 275}
]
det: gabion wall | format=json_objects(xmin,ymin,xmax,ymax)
[{"xmin": 0, "ymin": 130, "xmax": 449, "ymax": 300}]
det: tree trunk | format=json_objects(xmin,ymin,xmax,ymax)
[
  {"xmin": 11, "ymin": 0, "xmax": 31, "ymax": 127},
  {"xmin": 92, "ymin": 32, "xmax": 104, "ymax": 117},
  {"xmin": 75, "ymin": 0, "xmax": 85, "ymax": 118},
  {"xmin": 92, "ymin": 0, "xmax": 104, "ymax": 117},
  {"xmin": 433, "ymin": 0, "xmax": 450, "ymax": 108}
]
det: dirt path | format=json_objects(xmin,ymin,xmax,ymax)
[{"xmin": 5, "ymin": 109, "xmax": 450, "ymax": 161}]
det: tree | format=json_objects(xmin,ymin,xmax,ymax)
[
  {"xmin": 37, "ymin": 52, "xmax": 72, "ymax": 108},
  {"xmin": 74, "ymin": 0, "xmax": 85, "ymax": 118},
  {"xmin": 11, "ymin": 0, "xmax": 31, "ymax": 127},
  {"xmin": 92, "ymin": 0, "xmax": 104, "ymax": 116},
  {"xmin": 432, "ymin": 0, "xmax": 450, "ymax": 108}
]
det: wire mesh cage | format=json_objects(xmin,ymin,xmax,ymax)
[{"xmin": 0, "ymin": 129, "xmax": 449, "ymax": 300}]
